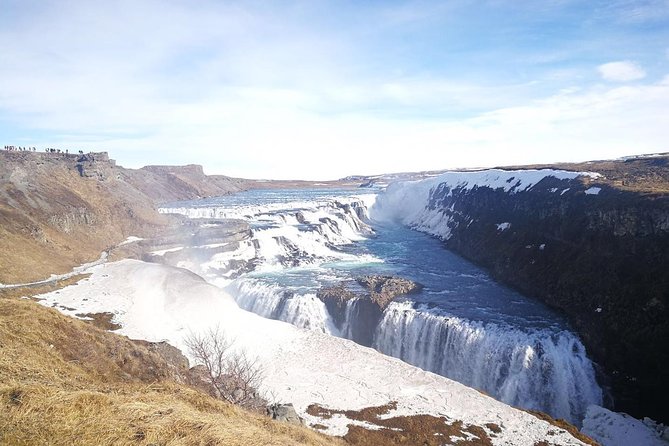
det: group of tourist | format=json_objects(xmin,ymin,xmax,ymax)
[
  {"xmin": 3, "ymin": 145, "xmax": 36, "ymax": 151},
  {"xmin": 2, "ymin": 145, "xmax": 88, "ymax": 155}
]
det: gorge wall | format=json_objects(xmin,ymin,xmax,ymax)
[{"xmin": 374, "ymin": 156, "xmax": 669, "ymax": 423}]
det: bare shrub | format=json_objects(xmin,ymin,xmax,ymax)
[{"xmin": 185, "ymin": 326, "xmax": 266, "ymax": 411}]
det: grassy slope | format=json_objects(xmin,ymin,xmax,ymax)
[
  {"xmin": 0, "ymin": 152, "xmax": 168, "ymax": 283},
  {"xmin": 0, "ymin": 292, "xmax": 341, "ymax": 446}
]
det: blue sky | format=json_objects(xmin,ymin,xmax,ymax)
[{"xmin": 1, "ymin": 0, "xmax": 668, "ymax": 179}]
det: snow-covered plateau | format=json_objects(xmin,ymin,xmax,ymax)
[{"xmin": 371, "ymin": 168, "xmax": 601, "ymax": 240}]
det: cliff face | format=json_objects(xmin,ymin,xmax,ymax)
[
  {"xmin": 0, "ymin": 151, "xmax": 249, "ymax": 284},
  {"xmin": 128, "ymin": 164, "xmax": 249, "ymax": 203},
  {"xmin": 377, "ymin": 157, "xmax": 669, "ymax": 423}
]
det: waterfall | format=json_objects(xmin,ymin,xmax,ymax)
[
  {"xmin": 373, "ymin": 301, "xmax": 602, "ymax": 424},
  {"xmin": 229, "ymin": 278, "xmax": 339, "ymax": 335}
]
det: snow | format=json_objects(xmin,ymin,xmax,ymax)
[
  {"xmin": 582, "ymin": 405, "xmax": 668, "ymax": 446},
  {"xmin": 150, "ymin": 246, "xmax": 184, "ymax": 256},
  {"xmin": 34, "ymin": 259, "xmax": 590, "ymax": 445},
  {"xmin": 539, "ymin": 244, "xmax": 546, "ymax": 250},
  {"xmin": 0, "ymin": 251, "xmax": 108, "ymax": 289},
  {"xmin": 585, "ymin": 187, "xmax": 602, "ymax": 195},
  {"xmin": 372, "ymin": 168, "xmax": 600, "ymax": 241},
  {"xmin": 496, "ymin": 222, "xmax": 511, "ymax": 231},
  {"xmin": 118, "ymin": 236, "xmax": 143, "ymax": 246},
  {"xmin": 619, "ymin": 153, "xmax": 668, "ymax": 161}
]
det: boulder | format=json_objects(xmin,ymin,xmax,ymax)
[{"xmin": 267, "ymin": 403, "xmax": 304, "ymax": 425}]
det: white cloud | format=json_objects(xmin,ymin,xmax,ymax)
[
  {"xmin": 1, "ymin": 2, "xmax": 668, "ymax": 179},
  {"xmin": 597, "ymin": 61, "xmax": 647, "ymax": 82}
]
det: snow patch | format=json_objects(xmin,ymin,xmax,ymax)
[
  {"xmin": 118, "ymin": 236, "xmax": 143, "ymax": 246},
  {"xmin": 582, "ymin": 405, "xmax": 668, "ymax": 446},
  {"xmin": 150, "ymin": 246, "xmax": 184, "ymax": 256},
  {"xmin": 585, "ymin": 187, "xmax": 602, "ymax": 195},
  {"xmin": 496, "ymin": 222, "xmax": 511, "ymax": 232}
]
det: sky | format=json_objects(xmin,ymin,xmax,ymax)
[{"xmin": 1, "ymin": 0, "xmax": 668, "ymax": 180}]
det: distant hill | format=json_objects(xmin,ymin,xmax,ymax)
[{"xmin": 0, "ymin": 151, "xmax": 250, "ymax": 284}]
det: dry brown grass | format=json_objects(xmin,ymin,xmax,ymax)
[
  {"xmin": 0, "ymin": 295, "xmax": 342, "ymax": 446},
  {"xmin": 499, "ymin": 154, "xmax": 669, "ymax": 195}
]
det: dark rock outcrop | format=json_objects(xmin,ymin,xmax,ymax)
[
  {"xmin": 356, "ymin": 275, "xmax": 423, "ymax": 310},
  {"xmin": 317, "ymin": 284, "xmax": 356, "ymax": 328},
  {"xmin": 317, "ymin": 275, "xmax": 422, "ymax": 346}
]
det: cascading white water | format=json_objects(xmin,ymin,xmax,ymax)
[
  {"xmin": 374, "ymin": 301, "xmax": 602, "ymax": 423},
  {"xmin": 161, "ymin": 195, "xmax": 379, "ymax": 275},
  {"xmin": 229, "ymin": 278, "xmax": 339, "ymax": 334}
]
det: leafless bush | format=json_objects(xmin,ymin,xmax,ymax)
[{"xmin": 185, "ymin": 326, "xmax": 266, "ymax": 410}]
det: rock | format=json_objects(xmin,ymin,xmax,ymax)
[
  {"xmin": 132, "ymin": 340, "xmax": 190, "ymax": 382},
  {"xmin": 316, "ymin": 276, "xmax": 422, "ymax": 346},
  {"xmin": 316, "ymin": 284, "xmax": 356, "ymax": 327},
  {"xmin": 267, "ymin": 403, "xmax": 304, "ymax": 425},
  {"xmin": 411, "ymin": 159, "xmax": 669, "ymax": 423},
  {"xmin": 356, "ymin": 275, "xmax": 423, "ymax": 310},
  {"xmin": 295, "ymin": 212, "xmax": 308, "ymax": 224}
]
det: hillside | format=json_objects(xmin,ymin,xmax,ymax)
[
  {"xmin": 0, "ymin": 284, "xmax": 340, "ymax": 446},
  {"xmin": 128, "ymin": 164, "xmax": 249, "ymax": 203},
  {"xmin": 0, "ymin": 151, "xmax": 250, "ymax": 284}
]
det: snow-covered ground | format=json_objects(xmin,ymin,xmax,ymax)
[
  {"xmin": 35, "ymin": 259, "xmax": 590, "ymax": 445},
  {"xmin": 0, "ymin": 251, "xmax": 108, "ymax": 289},
  {"xmin": 582, "ymin": 406, "xmax": 669, "ymax": 446}
]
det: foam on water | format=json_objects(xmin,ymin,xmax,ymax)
[{"xmin": 229, "ymin": 278, "xmax": 339, "ymax": 334}]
